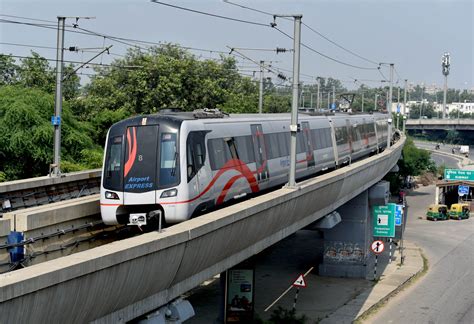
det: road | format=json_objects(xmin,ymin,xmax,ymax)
[
  {"xmin": 430, "ymin": 151, "xmax": 462, "ymax": 169},
  {"xmin": 414, "ymin": 140, "xmax": 473, "ymax": 161},
  {"xmin": 368, "ymin": 185, "xmax": 474, "ymax": 324}
]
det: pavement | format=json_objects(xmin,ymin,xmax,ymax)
[{"xmin": 320, "ymin": 241, "xmax": 424, "ymax": 324}]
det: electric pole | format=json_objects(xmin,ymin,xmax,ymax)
[
  {"xmin": 328, "ymin": 92, "xmax": 330, "ymax": 109},
  {"xmin": 387, "ymin": 63, "xmax": 394, "ymax": 149},
  {"xmin": 442, "ymin": 52, "xmax": 450, "ymax": 119},
  {"xmin": 52, "ymin": 17, "xmax": 65, "ymax": 176},
  {"xmin": 403, "ymin": 79, "xmax": 407, "ymax": 133},
  {"xmin": 273, "ymin": 14, "xmax": 302, "ymax": 188},
  {"xmin": 258, "ymin": 60, "xmax": 264, "ymax": 113},
  {"xmin": 316, "ymin": 79, "xmax": 320, "ymax": 110},
  {"xmin": 374, "ymin": 93, "xmax": 378, "ymax": 111},
  {"xmin": 362, "ymin": 92, "xmax": 364, "ymax": 112},
  {"xmin": 332, "ymin": 85, "xmax": 335, "ymax": 109}
]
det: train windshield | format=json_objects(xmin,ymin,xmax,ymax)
[
  {"xmin": 103, "ymin": 126, "xmax": 179, "ymax": 192},
  {"xmin": 103, "ymin": 136, "xmax": 123, "ymax": 191}
]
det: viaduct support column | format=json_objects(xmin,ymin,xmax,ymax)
[{"xmin": 318, "ymin": 181, "xmax": 390, "ymax": 278}]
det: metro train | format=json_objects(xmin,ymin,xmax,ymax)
[{"xmin": 100, "ymin": 109, "xmax": 389, "ymax": 227}]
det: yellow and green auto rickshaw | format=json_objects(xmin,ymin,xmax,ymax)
[
  {"xmin": 426, "ymin": 204, "xmax": 449, "ymax": 221},
  {"xmin": 449, "ymin": 203, "xmax": 470, "ymax": 220}
]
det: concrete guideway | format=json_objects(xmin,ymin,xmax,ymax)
[
  {"xmin": 0, "ymin": 137, "xmax": 404, "ymax": 323},
  {"xmin": 406, "ymin": 119, "xmax": 474, "ymax": 131}
]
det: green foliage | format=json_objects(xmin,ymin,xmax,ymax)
[
  {"xmin": 0, "ymin": 85, "xmax": 102, "ymax": 180},
  {"xmin": 398, "ymin": 138, "xmax": 435, "ymax": 177},
  {"xmin": 268, "ymin": 306, "xmax": 308, "ymax": 324}
]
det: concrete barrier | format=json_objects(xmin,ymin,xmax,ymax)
[
  {"xmin": 0, "ymin": 219, "xmax": 11, "ymax": 273},
  {"xmin": 0, "ymin": 137, "xmax": 404, "ymax": 323},
  {"xmin": 1, "ymin": 195, "xmax": 103, "ymax": 265}
]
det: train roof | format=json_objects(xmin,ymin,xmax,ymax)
[{"xmin": 110, "ymin": 108, "xmax": 387, "ymax": 130}]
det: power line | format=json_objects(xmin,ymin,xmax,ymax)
[
  {"xmin": 223, "ymin": 1, "xmax": 379, "ymax": 66},
  {"xmin": 150, "ymin": 0, "xmax": 270, "ymax": 27},
  {"xmin": 0, "ymin": 14, "xmax": 56, "ymax": 24},
  {"xmin": 4, "ymin": 54, "xmax": 141, "ymax": 69},
  {"xmin": 272, "ymin": 26, "xmax": 379, "ymax": 70}
]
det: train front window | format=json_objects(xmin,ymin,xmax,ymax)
[
  {"xmin": 159, "ymin": 133, "xmax": 179, "ymax": 187},
  {"xmin": 104, "ymin": 136, "xmax": 123, "ymax": 191}
]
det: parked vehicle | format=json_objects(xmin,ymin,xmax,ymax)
[
  {"xmin": 426, "ymin": 204, "xmax": 449, "ymax": 221},
  {"xmin": 449, "ymin": 203, "xmax": 470, "ymax": 220},
  {"xmin": 459, "ymin": 145, "xmax": 469, "ymax": 157}
]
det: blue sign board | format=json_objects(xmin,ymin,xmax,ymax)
[
  {"xmin": 330, "ymin": 103, "xmax": 336, "ymax": 110},
  {"xmin": 51, "ymin": 116, "xmax": 61, "ymax": 126},
  {"xmin": 458, "ymin": 185, "xmax": 469, "ymax": 196},
  {"xmin": 395, "ymin": 204, "xmax": 403, "ymax": 226},
  {"xmin": 396, "ymin": 104, "xmax": 401, "ymax": 113}
]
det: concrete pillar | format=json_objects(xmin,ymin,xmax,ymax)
[
  {"xmin": 319, "ymin": 181, "xmax": 390, "ymax": 279},
  {"xmin": 435, "ymin": 186, "xmax": 440, "ymax": 204},
  {"xmin": 319, "ymin": 190, "xmax": 370, "ymax": 278}
]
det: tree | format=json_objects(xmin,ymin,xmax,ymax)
[
  {"xmin": 18, "ymin": 52, "xmax": 55, "ymax": 93},
  {"xmin": 0, "ymin": 54, "xmax": 19, "ymax": 85},
  {"xmin": 0, "ymin": 85, "xmax": 101, "ymax": 181},
  {"xmin": 398, "ymin": 138, "xmax": 435, "ymax": 177}
]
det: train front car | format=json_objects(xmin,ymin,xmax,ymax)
[{"xmin": 100, "ymin": 115, "xmax": 184, "ymax": 227}]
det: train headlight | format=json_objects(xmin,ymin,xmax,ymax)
[
  {"xmin": 105, "ymin": 191, "xmax": 119, "ymax": 200},
  {"xmin": 161, "ymin": 189, "xmax": 178, "ymax": 198}
]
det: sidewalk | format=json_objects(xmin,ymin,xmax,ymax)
[{"xmin": 320, "ymin": 241, "xmax": 425, "ymax": 324}]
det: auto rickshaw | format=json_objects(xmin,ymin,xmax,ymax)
[
  {"xmin": 426, "ymin": 204, "xmax": 449, "ymax": 221},
  {"xmin": 449, "ymin": 203, "xmax": 470, "ymax": 220}
]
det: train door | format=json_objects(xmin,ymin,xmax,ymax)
[
  {"xmin": 123, "ymin": 125, "xmax": 159, "ymax": 204},
  {"xmin": 251, "ymin": 124, "xmax": 269, "ymax": 182},
  {"xmin": 301, "ymin": 121, "xmax": 315, "ymax": 168},
  {"xmin": 345, "ymin": 119, "xmax": 353, "ymax": 155},
  {"xmin": 186, "ymin": 131, "xmax": 211, "ymax": 201}
]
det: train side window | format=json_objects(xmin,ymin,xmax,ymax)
[
  {"xmin": 187, "ymin": 131, "xmax": 207, "ymax": 182},
  {"xmin": 235, "ymin": 136, "xmax": 255, "ymax": 164},
  {"xmin": 296, "ymin": 132, "xmax": 305, "ymax": 154},
  {"xmin": 225, "ymin": 137, "xmax": 239, "ymax": 160},
  {"xmin": 277, "ymin": 132, "xmax": 289, "ymax": 156},
  {"xmin": 208, "ymin": 138, "xmax": 231, "ymax": 170}
]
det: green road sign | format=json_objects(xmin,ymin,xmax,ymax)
[
  {"xmin": 373, "ymin": 203, "xmax": 396, "ymax": 237},
  {"xmin": 444, "ymin": 169, "xmax": 474, "ymax": 181}
]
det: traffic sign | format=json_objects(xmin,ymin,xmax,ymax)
[
  {"xmin": 444, "ymin": 169, "xmax": 474, "ymax": 181},
  {"xmin": 51, "ymin": 116, "xmax": 61, "ymax": 126},
  {"xmin": 371, "ymin": 240, "xmax": 385, "ymax": 254},
  {"xmin": 330, "ymin": 103, "xmax": 336, "ymax": 110},
  {"xmin": 373, "ymin": 204, "xmax": 396, "ymax": 237},
  {"xmin": 395, "ymin": 204, "xmax": 403, "ymax": 226},
  {"xmin": 458, "ymin": 185, "xmax": 469, "ymax": 196},
  {"xmin": 292, "ymin": 274, "xmax": 307, "ymax": 288},
  {"xmin": 396, "ymin": 104, "xmax": 401, "ymax": 113}
]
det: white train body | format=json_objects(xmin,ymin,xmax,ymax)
[{"xmin": 100, "ymin": 111, "xmax": 389, "ymax": 225}]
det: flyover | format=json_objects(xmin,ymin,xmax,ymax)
[
  {"xmin": 406, "ymin": 119, "xmax": 474, "ymax": 131},
  {"xmin": 0, "ymin": 136, "xmax": 405, "ymax": 323}
]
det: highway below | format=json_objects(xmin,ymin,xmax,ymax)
[
  {"xmin": 368, "ymin": 169, "xmax": 473, "ymax": 323},
  {"xmin": 430, "ymin": 151, "xmax": 462, "ymax": 169}
]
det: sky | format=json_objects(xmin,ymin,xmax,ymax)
[{"xmin": 1, "ymin": 0, "xmax": 472, "ymax": 91}]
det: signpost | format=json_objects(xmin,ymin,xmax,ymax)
[
  {"xmin": 458, "ymin": 185, "xmax": 469, "ymax": 196},
  {"xmin": 444, "ymin": 169, "xmax": 474, "ymax": 181},
  {"xmin": 292, "ymin": 274, "xmax": 306, "ymax": 311},
  {"xmin": 330, "ymin": 103, "xmax": 336, "ymax": 110},
  {"xmin": 395, "ymin": 204, "xmax": 403, "ymax": 226},
  {"xmin": 373, "ymin": 204, "xmax": 396, "ymax": 237},
  {"xmin": 371, "ymin": 240, "xmax": 385, "ymax": 280}
]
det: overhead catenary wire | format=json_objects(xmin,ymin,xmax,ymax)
[
  {"xmin": 150, "ymin": 0, "xmax": 270, "ymax": 27},
  {"xmin": 272, "ymin": 26, "xmax": 379, "ymax": 71},
  {"xmin": 223, "ymin": 0, "xmax": 380, "ymax": 66}
]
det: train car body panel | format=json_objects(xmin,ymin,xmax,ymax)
[{"xmin": 100, "ymin": 111, "xmax": 389, "ymax": 225}]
